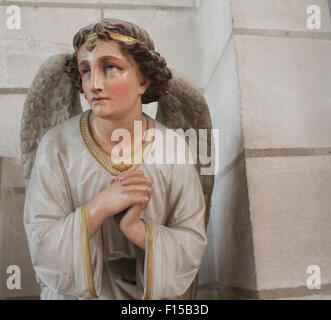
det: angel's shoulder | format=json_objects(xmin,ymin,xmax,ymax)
[{"xmin": 37, "ymin": 113, "xmax": 82, "ymax": 155}]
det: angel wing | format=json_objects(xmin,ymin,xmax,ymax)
[
  {"xmin": 156, "ymin": 69, "xmax": 215, "ymax": 227},
  {"xmin": 20, "ymin": 54, "xmax": 82, "ymax": 188},
  {"xmin": 156, "ymin": 70, "xmax": 215, "ymax": 300}
]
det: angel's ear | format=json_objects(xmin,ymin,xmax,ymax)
[{"xmin": 139, "ymin": 77, "xmax": 150, "ymax": 95}]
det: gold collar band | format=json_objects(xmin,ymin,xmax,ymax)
[{"xmin": 80, "ymin": 110, "xmax": 155, "ymax": 176}]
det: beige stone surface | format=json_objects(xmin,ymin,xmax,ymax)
[
  {"xmin": 0, "ymin": 159, "xmax": 40, "ymax": 298},
  {"xmin": 0, "ymin": 6, "xmax": 101, "ymax": 44},
  {"xmin": 204, "ymin": 37, "xmax": 243, "ymax": 173},
  {"xmin": 1, "ymin": 157, "xmax": 25, "ymax": 188},
  {"xmin": 209, "ymin": 158, "xmax": 257, "ymax": 291},
  {"xmin": 246, "ymin": 156, "xmax": 331, "ymax": 291},
  {"xmin": 0, "ymin": 6, "xmax": 98, "ymax": 88},
  {"xmin": 4, "ymin": 0, "xmax": 198, "ymax": 7},
  {"xmin": 231, "ymin": 0, "xmax": 331, "ymax": 32},
  {"xmin": 195, "ymin": 0, "xmax": 248, "ymax": 297},
  {"xmin": 198, "ymin": 211, "xmax": 218, "ymax": 286},
  {"xmin": 0, "ymin": 40, "xmax": 71, "ymax": 88},
  {"xmin": 0, "ymin": 95, "xmax": 25, "ymax": 159},
  {"xmin": 199, "ymin": 0, "xmax": 233, "ymax": 88},
  {"xmin": 235, "ymin": 35, "xmax": 331, "ymax": 149}
]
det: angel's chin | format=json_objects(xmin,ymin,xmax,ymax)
[{"xmin": 91, "ymin": 105, "xmax": 116, "ymax": 119}]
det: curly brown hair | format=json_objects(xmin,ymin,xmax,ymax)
[{"xmin": 64, "ymin": 18, "xmax": 172, "ymax": 104}]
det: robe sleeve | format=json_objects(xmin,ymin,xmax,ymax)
[
  {"xmin": 141, "ymin": 162, "xmax": 207, "ymax": 299},
  {"xmin": 23, "ymin": 133, "xmax": 103, "ymax": 299}
]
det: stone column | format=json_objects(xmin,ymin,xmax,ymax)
[
  {"xmin": 231, "ymin": 0, "xmax": 331, "ymax": 299},
  {"xmin": 196, "ymin": 0, "xmax": 257, "ymax": 299}
]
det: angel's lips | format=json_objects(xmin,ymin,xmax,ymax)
[{"xmin": 92, "ymin": 97, "xmax": 109, "ymax": 102}]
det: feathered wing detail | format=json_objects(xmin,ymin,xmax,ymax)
[
  {"xmin": 20, "ymin": 54, "xmax": 82, "ymax": 188},
  {"xmin": 156, "ymin": 69, "xmax": 215, "ymax": 300},
  {"xmin": 156, "ymin": 69, "xmax": 215, "ymax": 224}
]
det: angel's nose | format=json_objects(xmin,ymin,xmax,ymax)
[{"xmin": 90, "ymin": 69, "xmax": 103, "ymax": 93}]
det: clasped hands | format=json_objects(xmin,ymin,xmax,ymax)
[{"xmin": 86, "ymin": 170, "xmax": 153, "ymax": 249}]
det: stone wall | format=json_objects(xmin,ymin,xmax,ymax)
[
  {"xmin": 196, "ymin": 0, "xmax": 256, "ymax": 299},
  {"xmin": 231, "ymin": 0, "xmax": 331, "ymax": 299}
]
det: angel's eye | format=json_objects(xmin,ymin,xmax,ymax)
[
  {"xmin": 80, "ymin": 69, "xmax": 90, "ymax": 80},
  {"xmin": 105, "ymin": 65, "xmax": 115, "ymax": 72},
  {"xmin": 81, "ymin": 70, "xmax": 91, "ymax": 81}
]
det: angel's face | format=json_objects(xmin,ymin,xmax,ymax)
[{"xmin": 77, "ymin": 39, "xmax": 149, "ymax": 120}]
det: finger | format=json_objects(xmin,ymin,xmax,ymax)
[
  {"xmin": 123, "ymin": 185, "xmax": 152, "ymax": 196},
  {"xmin": 119, "ymin": 170, "xmax": 144, "ymax": 179},
  {"xmin": 118, "ymin": 170, "xmax": 144, "ymax": 181},
  {"xmin": 121, "ymin": 177, "xmax": 153, "ymax": 187},
  {"xmin": 123, "ymin": 190, "xmax": 151, "ymax": 211},
  {"xmin": 130, "ymin": 193, "xmax": 150, "ymax": 207},
  {"xmin": 114, "ymin": 170, "xmax": 144, "ymax": 182}
]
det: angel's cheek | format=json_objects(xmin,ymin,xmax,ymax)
[
  {"xmin": 109, "ymin": 82, "xmax": 130, "ymax": 102},
  {"xmin": 106, "ymin": 76, "xmax": 140, "ymax": 106}
]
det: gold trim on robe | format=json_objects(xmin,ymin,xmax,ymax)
[
  {"xmin": 80, "ymin": 204, "xmax": 98, "ymax": 298},
  {"xmin": 144, "ymin": 222, "xmax": 154, "ymax": 300},
  {"xmin": 79, "ymin": 110, "xmax": 155, "ymax": 176},
  {"xmin": 79, "ymin": 110, "xmax": 156, "ymax": 299}
]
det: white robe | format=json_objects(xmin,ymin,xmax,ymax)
[{"xmin": 24, "ymin": 111, "xmax": 207, "ymax": 300}]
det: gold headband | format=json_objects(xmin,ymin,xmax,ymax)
[{"xmin": 86, "ymin": 32, "xmax": 137, "ymax": 51}]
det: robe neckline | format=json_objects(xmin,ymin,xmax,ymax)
[{"xmin": 79, "ymin": 109, "xmax": 155, "ymax": 176}]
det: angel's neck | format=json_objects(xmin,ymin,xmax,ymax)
[{"xmin": 88, "ymin": 110, "xmax": 147, "ymax": 155}]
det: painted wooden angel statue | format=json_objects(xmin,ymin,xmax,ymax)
[{"xmin": 21, "ymin": 18, "xmax": 214, "ymax": 300}]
